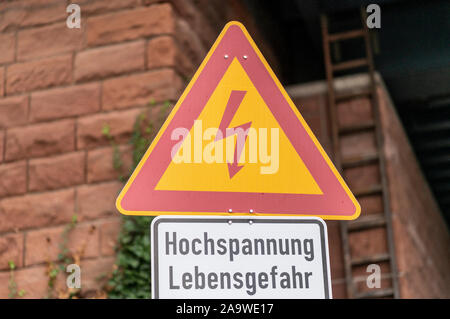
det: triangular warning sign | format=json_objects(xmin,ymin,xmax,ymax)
[{"xmin": 116, "ymin": 21, "xmax": 360, "ymax": 220}]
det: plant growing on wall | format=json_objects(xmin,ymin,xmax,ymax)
[
  {"xmin": 107, "ymin": 101, "xmax": 171, "ymax": 299},
  {"xmin": 8, "ymin": 261, "xmax": 25, "ymax": 298}
]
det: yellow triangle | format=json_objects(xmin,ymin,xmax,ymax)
[{"xmin": 155, "ymin": 58, "xmax": 322, "ymax": 194}]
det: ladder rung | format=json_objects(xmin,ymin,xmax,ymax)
[
  {"xmin": 355, "ymin": 288, "xmax": 394, "ymax": 299},
  {"xmin": 351, "ymin": 253, "xmax": 390, "ymax": 266},
  {"xmin": 348, "ymin": 214, "xmax": 386, "ymax": 231},
  {"xmin": 332, "ymin": 58, "xmax": 368, "ymax": 72},
  {"xmin": 328, "ymin": 29, "xmax": 365, "ymax": 42},
  {"xmin": 339, "ymin": 121, "xmax": 375, "ymax": 135},
  {"xmin": 342, "ymin": 153, "xmax": 379, "ymax": 169},
  {"xmin": 335, "ymin": 88, "xmax": 372, "ymax": 102},
  {"xmin": 353, "ymin": 184, "xmax": 383, "ymax": 197}
]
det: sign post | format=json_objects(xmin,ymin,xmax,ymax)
[{"xmin": 151, "ymin": 216, "xmax": 332, "ymax": 299}]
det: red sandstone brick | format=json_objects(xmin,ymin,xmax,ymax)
[
  {"xmin": 5, "ymin": 119, "xmax": 75, "ymax": 161},
  {"xmin": 37, "ymin": 256, "xmax": 117, "ymax": 296},
  {"xmin": 25, "ymin": 222, "xmax": 100, "ymax": 266},
  {"xmin": 76, "ymin": 108, "xmax": 142, "ymax": 149},
  {"xmin": 142, "ymin": 0, "xmax": 167, "ymax": 4},
  {"xmin": 326, "ymin": 221, "xmax": 345, "ymax": 279},
  {"xmin": 0, "ymin": 188, "xmax": 75, "ymax": 233},
  {"xmin": 0, "ymin": 96, "xmax": 28, "ymax": 129},
  {"xmin": 167, "ymin": 0, "xmax": 217, "ymax": 47},
  {"xmin": 77, "ymin": 256, "xmax": 116, "ymax": 294},
  {"xmin": 17, "ymin": 23, "xmax": 84, "ymax": 61},
  {"xmin": 295, "ymin": 96, "xmax": 322, "ymax": 116},
  {"xmin": 34, "ymin": 256, "xmax": 117, "ymax": 297},
  {"xmin": 303, "ymin": 115, "xmax": 322, "ymax": 140},
  {"xmin": 100, "ymin": 219, "xmax": 122, "ymax": 256},
  {"xmin": 356, "ymin": 278, "xmax": 393, "ymax": 295},
  {"xmin": 75, "ymin": 41, "xmax": 145, "ymax": 82},
  {"xmin": 86, "ymin": 4, "xmax": 175, "ymax": 47},
  {"xmin": 0, "ymin": 67, "xmax": 4, "ymax": 96},
  {"xmin": 30, "ymin": 83, "xmax": 100, "ymax": 122},
  {"xmin": 331, "ymin": 281, "xmax": 347, "ymax": 299},
  {"xmin": 0, "ymin": 32, "xmax": 15, "ymax": 64},
  {"xmin": 28, "ymin": 151, "xmax": 85, "ymax": 192},
  {"xmin": 196, "ymin": 0, "xmax": 227, "ymax": 31},
  {"xmin": 87, "ymin": 144, "xmax": 133, "ymax": 183},
  {"xmin": 6, "ymin": 55, "xmax": 72, "ymax": 95},
  {"xmin": 349, "ymin": 227, "xmax": 388, "ymax": 260},
  {"xmin": 0, "ymin": 265, "xmax": 48, "ymax": 298},
  {"xmin": 0, "ymin": 233, "xmax": 24, "ymax": 271},
  {"xmin": 353, "ymin": 261, "xmax": 391, "ymax": 279},
  {"xmin": 175, "ymin": 19, "xmax": 206, "ymax": 66},
  {"xmin": 76, "ymin": 181, "xmax": 122, "ymax": 221},
  {"xmin": 0, "ymin": 0, "xmax": 66, "ymax": 32},
  {"xmin": 359, "ymin": 195, "xmax": 383, "ymax": 215},
  {"xmin": 0, "ymin": 160, "xmax": 26, "ymax": 198},
  {"xmin": 337, "ymin": 98, "xmax": 373, "ymax": 128},
  {"xmin": 353, "ymin": 260, "xmax": 393, "ymax": 294},
  {"xmin": 0, "ymin": 131, "xmax": 4, "ymax": 163},
  {"xmin": 147, "ymin": 36, "xmax": 177, "ymax": 68},
  {"xmin": 0, "ymin": 257, "xmax": 115, "ymax": 299},
  {"xmin": 340, "ymin": 131, "xmax": 377, "ymax": 160},
  {"xmin": 147, "ymin": 36, "xmax": 194, "ymax": 77},
  {"xmin": 102, "ymin": 69, "xmax": 181, "ymax": 110},
  {"xmin": 344, "ymin": 163, "xmax": 380, "ymax": 191},
  {"xmin": 72, "ymin": 0, "xmax": 139, "ymax": 15}
]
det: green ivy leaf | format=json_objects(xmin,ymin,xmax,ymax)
[{"xmin": 101, "ymin": 123, "xmax": 111, "ymax": 137}]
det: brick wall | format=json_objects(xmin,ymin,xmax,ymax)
[
  {"xmin": 378, "ymin": 85, "xmax": 450, "ymax": 298},
  {"xmin": 288, "ymin": 75, "xmax": 450, "ymax": 298},
  {"xmin": 0, "ymin": 0, "xmax": 276, "ymax": 298}
]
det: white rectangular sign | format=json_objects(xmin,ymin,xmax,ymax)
[{"xmin": 151, "ymin": 216, "xmax": 332, "ymax": 299}]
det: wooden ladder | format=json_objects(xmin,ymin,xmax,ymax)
[{"xmin": 320, "ymin": 10, "xmax": 400, "ymax": 299}]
